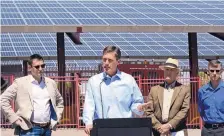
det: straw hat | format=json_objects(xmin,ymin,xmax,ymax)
[{"xmin": 159, "ymin": 58, "xmax": 179, "ymax": 70}]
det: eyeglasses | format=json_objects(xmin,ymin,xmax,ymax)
[
  {"xmin": 33, "ymin": 64, "xmax": 45, "ymax": 69},
  {"xmin": 210, "ymin": 70, "xmax": 220, "ymax": 73}
]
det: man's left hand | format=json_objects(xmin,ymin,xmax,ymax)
[{"xmin": 157, "ymin": 123, "xmax": 172, "ymax": 134}]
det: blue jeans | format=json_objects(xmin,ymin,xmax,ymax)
[{"xmin": 19, "ymin": 126, "xmax": 51, "ymax": 136}]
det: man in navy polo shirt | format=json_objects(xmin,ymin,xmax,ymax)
[{"xmin": 198, "ymin": 59, "xmax": 224, "ymax": 136}]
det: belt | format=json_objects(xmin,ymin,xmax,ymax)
[
  {"xmin": 32, "ymin": 122, "xmax": 50, "ymax": 128},
  {"xmin": 204, "ymin": 123, "xmax": 224, "ymax": 129}
]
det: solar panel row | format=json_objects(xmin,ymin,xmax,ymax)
[
  {"xmin": 1, "ymin": 32, "xmax": 224, "ymax": 58},
  {"xmin": 1, "ymin": 0, "xmax": 224, "ymax": 26},
  {"xmin": 2, "ymin": 59, "xmax": 223, "ymax": 68}
]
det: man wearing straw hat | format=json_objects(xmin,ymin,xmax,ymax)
[{"xmin": 144, "ymin": 58, "xmax": 190, "ymax": 136}]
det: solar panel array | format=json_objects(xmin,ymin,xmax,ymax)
[
  {"xmin": 1, "ymin": 32, "xmax": 224, "ymax": 68},
  {"xmin": 1, "ymin": 59, "xmax": 223, "ymax": 69},
  {"xmin": 1, "ymin": 0, "xmax": 224, "ymax": 68},
  {"xmin": 1, "ymin": 0, "xmax": 224, "ymax": 26}
]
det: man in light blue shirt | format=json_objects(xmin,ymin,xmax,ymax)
[{"xmin": 83, "ymin": 46, "xmax": 145, "ymax": 135}]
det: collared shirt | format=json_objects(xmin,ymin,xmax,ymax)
[
  {"xmin": 162, "ymin": 81, "xmax": 176, "ymax": 122},
  {"xmin": 198, "ymin": 80, "xmax": 224, "ymax": 123},
  {"xmin": 30, "ymin": 77, "xmax": 51, "ymax": 123},
  {"xmin": 83, "ymin": 70, "xmax": 144, "ymax": 125}
]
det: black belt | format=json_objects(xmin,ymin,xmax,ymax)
[
  {"xmin": 32, "ymin": 122, "xmax": 50, "ymax": 128},
  {"xmin": 204, "ymin": 123, "xmax": 224, "ymax": 129}
]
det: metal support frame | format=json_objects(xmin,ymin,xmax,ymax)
[
  {"xmin": 209, "ymin": 33, "xmax": 224, "ymax": 41},
  {"xmin": 188, "ymin": 33, "xmax": 199, "ymax": 78},
  {"xmin": 2, "ymin": 25, "xmax": 224, "ymax": 33},
  {"xmin": 188, "ymin": 33, "xmax": 199, "ymax": 108},
  {"xmin": 57, "ymin": 33, "xmax": 65, "ymax": 76},
  {"xmin": 66, "ymin": 32, "xmax": 82, "ymax": 44},
  {"xmin": 66, "ymin": 27, "xmax": 83, "ymax": 45},
  {"xmin": 23, "ymin": 60, "xmax": 28, "ymax": 76}
]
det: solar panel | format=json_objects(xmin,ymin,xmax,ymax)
[
  {"xmin": 71, "ymin": 13, "xmax": 98, "ymax": 18},
  {"xmin": 1, "ymin": 32, "xmax": 224, "ymax": 63},
  {"xmin": 79, "ymin": 51, "xmax": 96, "ymax": 56},
  {"xmin": 126, "ymin": 51, "xmax": 143, "ymax": 56},
  {"xmin": 32, "ymin": 51, "xmax": 48, "ymax": 56},
  {"xmin": 79, "ymin": 19, "xmax": 106, "ymax": 25},
  {"xmin": 74, "ymin": 46, "xmax": 92, "ymax": 50},
  {"xmin": 65, "ymin": 46, "xmax": 75, "ymax": 50},
  {"xmin": 197, "ymin": 46, "xmax": 208, "ymax": 50},
  {"xmin": 171, "ymin": 51, "xmax": 188, "ymax": 56},
  {"xmin": 14, "ymin": 46, "xmax": 30, "ymax": 51},
  {"xmin": 214, "ymin": 50, "xmax": 224, "ymax": 55},
  {"xmin": 91, "ymin": 46, "xmax": 104, "ymax": 50},
  {"xmin": 149, "ymin": 46, "xmax": 166, "ymax": 51},
  {"xmin": 140, "ymin": 51, "xmax": 158, "ymax": 56},
  {"xmin": 199, "ymin": 50, "xmax": 218, "ymax": 55},
  {"xmin": 156, "ymin": 50, "xmax": 174, "ymax": 56},
  {"xmin": 89, "ymin": 8, "xmax": 114, "ymax": 13},
  {"xmin": 26, "ymin": 19, "xmax": 52, "ymax": 25},
  {"xmin": 48, "ymin": 51, "xmax": 57, "ymax": 55},
  {"xmin": 119, "ymin": 46, "xmax": 136, "ymax": 50},
  {"xmin": 2, "ymin": 0, "xmax": 224, "ymax": 33},
  {"xmin": 65, "ymin": 51, "xmax": 80, "ymax": 56},
  {"xmin": 96, "ymin": 38, "xmax": 112, "ymax": 42},
  {"xmin": 16, "ymin": 51, "xmax": 32, "ymax": 56},
  {"xmin": 134, "ymin": 46, "xmax": 151, "ymax": 51}
]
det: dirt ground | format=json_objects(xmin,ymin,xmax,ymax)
[{"xmin": 1, "ymin": 128, "xmax": 201, "ymax": 136}]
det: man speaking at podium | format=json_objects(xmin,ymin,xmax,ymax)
[{"xmin": 83, "ymin": 46, "xmax": 146, "ymax": 135}]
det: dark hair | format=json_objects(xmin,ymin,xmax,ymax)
[
  {"xmin": 208, "ymin": 59, "xmax": 222, "ymax": 68},
  {"xmin": 28, "ymin": 54, "xmax": 44, "ymax": 66},
  {"xmin": 103, "ymin": 45, "xmax": 121, "ymax": 60}
]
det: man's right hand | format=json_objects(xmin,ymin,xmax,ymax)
[
  {"xmin": 137, "ymin": 102, "xmax": 151, "ymax": 111},
  {"xmin": 85, "ymin": 124, "xmax": 93, "ymax": 135},
  {"xmin": 14, "ymin": 117, "xmax": 22, "ymax": 126}
]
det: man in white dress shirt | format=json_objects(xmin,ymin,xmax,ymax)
[
  {"xmin": 1, "ymin": 54, "xmax": 64, "ymax": 136},
  {"xmin": 83, "ymin": 46, "xmax": 146, "ymax": 135}
]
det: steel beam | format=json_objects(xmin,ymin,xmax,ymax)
[
  {"xmin": 209, "ymin": 33, "xmax": 224, "ymax": 41},
  {"xmin": 188, "ymin": 33, "xmax": 199, "ymax": 77},
  {"xmin": 2, "ymin": 25, "xmax": 224, "ymax": 33},
  {"xmin": 23, "ymin": 60, "xmax": 28, "ymax": 76},
  {"xmin": 57, "ymin": 33, "xmax": 65, "ymax": 76}
]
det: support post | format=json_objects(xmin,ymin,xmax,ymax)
[
  {"xmin": 23, "ymin": 60, "xmax": 28, "ymax": 76},
  {"xmin": 57, "ymin": 33, "xmax": 65, "ymax": 76}
]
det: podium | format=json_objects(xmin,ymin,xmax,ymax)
[{"xmin": 90, "ymin": 118, "xmax": 152, "ymax": 136}]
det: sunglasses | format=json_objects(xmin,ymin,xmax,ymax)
[
  {"xmin": 210, "ymin": 70, "xmax": 220, "ymax": 73},
  {"xmin": 33, "ymin": 64, "xmax": 46, "ymax": 69}
]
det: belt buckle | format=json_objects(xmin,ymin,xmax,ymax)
[
  {"xmin": 40, "ymin": 123, "xmax": 46, "ymax": 127},
  {"xmin": 212, "ymin": 124, "xmax": 219, "ymax": 129}
]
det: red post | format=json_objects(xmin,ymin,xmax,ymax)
[
  {"xmin": 138, "ymin": 75, "xmax": 142, "ymax": 92},
  {"xmin": 10, "ymin": 75, "xmax": 15, "ymax": 111},
  {"xmin": 198, "ymin": 77, "xmax": 203, "ymax": 129},
  {"xmin": 75, "ymin": 75, "xmax": 80, "ymax": 128}
]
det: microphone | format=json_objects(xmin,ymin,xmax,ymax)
[{"xmin": 99, "ymin": 76, "xmax": 107, "ymax": 119}]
